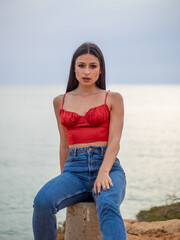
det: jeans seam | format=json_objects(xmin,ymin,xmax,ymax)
[
  {"xmin": 56, "ymin": 190, "xmax": 88, "ymax": 207},
  {"xmin": 119, "ymin": 178, "xmax": 127, "ymax": 239},
  {"xmin": 119, "ymin": 178, "xmax": 126, "ymax": 205}
]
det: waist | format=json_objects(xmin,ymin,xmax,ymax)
[
  {"xmin": 65, "ymin": 126, "xmax": 109, "ymax": 145},
  {"xmin": 69, "ymin": 141, "xmax": 108, "ymax": 149},
  {"xmin": 68, "ymin": 145, "xmax": 107, "ymax": 157}
]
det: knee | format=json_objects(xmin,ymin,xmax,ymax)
[
  {"xmin": 33, "ymin": 190, "xmax": 53, "ymax": 213},
  {"xmin": 97, "ymin": 199, "xmax": 120, "ymax": 217}
]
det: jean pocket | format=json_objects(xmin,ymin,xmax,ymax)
[{"xmin": 65, "ymin": 156, "xmax": 74, "ymax": 163}]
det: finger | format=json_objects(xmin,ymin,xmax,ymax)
[
  {"xmin": 94, "ymin": 182, "xmax": 97, "ymax": 195},
  {"xmin": 106, "ymin": 179, "xmax": 110, "ymax": 189},
  {"xmin": 102, "ymin": 181, "xmax": 110, "ymax": 191},
  {"xmin": 102, "ymin": 182, "xmax": 107, "ymax": 191},
  {"xmin": 97, "ymin": 183, "xmax": 101, "ymax": 194},
  {"xmin": 106, "ymin": 183, "xmax": 110, "ymax": 190},
  {"xmin": 94, "ymin": 182, "xmax": 101, "ymax": 195},
  {"xmin": 108, "ymin": 178, "xmax": 113, "ymax": 187}
]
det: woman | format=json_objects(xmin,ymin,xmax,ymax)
[{"xmin": 32, "ymin": 42, "xmax": 127, "ymax": 240}]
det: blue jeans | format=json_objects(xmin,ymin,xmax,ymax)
[{"xmin": 32, "ymin": 145, "xmax": 127, "ymax": 240}]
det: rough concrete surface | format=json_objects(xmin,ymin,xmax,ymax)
[{"xmin": 65, "ymin": 202, "xmax": 102, "ymax": 240}]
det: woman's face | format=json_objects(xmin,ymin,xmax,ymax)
[{"xmin": 74, "ymin": 54, "xmax": 101, "ymax": 86}]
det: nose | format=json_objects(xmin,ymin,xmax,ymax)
[{"xmin": 84, "ymin": 67, "xmax": 90, "ymax": 74}]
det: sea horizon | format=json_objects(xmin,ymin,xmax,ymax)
[{"xmin": 0, "ymin": 84, "xmax": 180, "ymax": 240}]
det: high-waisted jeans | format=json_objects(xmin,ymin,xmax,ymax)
[{"xmin": 32, "ymin": 145, "xmax": 127, "ymax": 240}]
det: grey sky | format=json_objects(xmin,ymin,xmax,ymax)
[{"xmin": 0, "ymin": 0, "xmax": 180, "ymax": 84}]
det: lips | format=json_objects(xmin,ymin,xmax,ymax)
[{"xmin": 82, "ymin": 77, "xmax": 91, "ymax": 80}]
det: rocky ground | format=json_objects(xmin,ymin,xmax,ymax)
[
  {"xmin": 57, "ymin": 201, "xmax": 180, "ymax": 239},
  {"xmin": 57, "ymin": 219, "xmax": 180, "ymax": 239},
  {"xmin": 125, "ymin": 219, "xmax": 180, "ymax": 240}
]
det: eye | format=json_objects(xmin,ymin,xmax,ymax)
[
  {"xmin": 78, "ymin": 64, "xmax": 84, "ymax": 68},
  {"xmin": 90, "ymin": 65, "xmax": 97, "ymax": 69}
]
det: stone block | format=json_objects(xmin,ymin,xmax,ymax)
[{"xmin": 65, "ymin": 202, "xmax": 102, "ymax": 240}]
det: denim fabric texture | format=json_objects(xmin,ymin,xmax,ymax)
[{"xmin": 32, "ymin": 145, "xmax": 127, "ymax": 240}]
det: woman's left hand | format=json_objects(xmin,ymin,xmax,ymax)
[{"xmin": 93, "ymin": 171, "xmax": 113, "ymax": 195}]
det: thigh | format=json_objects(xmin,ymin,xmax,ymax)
[
  {"xmin": 92, "ymin": 166, "xmax": 127, "ymax": 207},
  {"xmin": 33, "ymin": 172, "xmax": 91, "ymax": 212}
]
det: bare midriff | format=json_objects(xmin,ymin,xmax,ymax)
[{"xmin": 69, "ymin": 141, "xmax": 108, "ymax": 149}]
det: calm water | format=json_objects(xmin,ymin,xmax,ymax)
[{"xmin": 0, "ymin": 84, "xmax": 180, "ymax": 240}]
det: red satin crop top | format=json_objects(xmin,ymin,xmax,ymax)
[{"xmin": 60, "ymin": 90, "xmax": 110, "ymax": 145}]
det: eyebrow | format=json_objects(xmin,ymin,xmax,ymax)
[{"xmin": 77, "ymin": 61, "xmax": 98, "ymax": 64}]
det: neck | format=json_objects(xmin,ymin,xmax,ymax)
[{"xmin": 75, "ymin": 83, "xmax": 100, "ymax": 95}]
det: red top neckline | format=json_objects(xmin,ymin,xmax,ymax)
[
  {"xmin": 60, "ymin": 103, "xmax": 110, "ymax": 118},
  {"xmin": 60, "ymin": 90, "xmax": 110, "ymax": 117}
]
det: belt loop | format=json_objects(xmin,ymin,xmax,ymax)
[
  {"xmin": 101, "ymin": 146, "xmax": 103, "ymax": 156},
  {"xmin": 74, "ymin": 148, "xmax": 77, "ymax": 157}
]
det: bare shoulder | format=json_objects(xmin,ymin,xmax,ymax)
[
  {"xmin": 109, "ymin": 91, "xmax": 123, "ymax": 101},
  {"xmin": 108, "ymin": 91, "xmax": 124, "ymax": 108},
  {"xmin": 53, "ymin": 94, "xmax": 64, "ymax": 109}
]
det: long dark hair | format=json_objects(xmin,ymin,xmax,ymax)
[{"xmin": 66, "ymin": 42, "xmax": 106, "ymax": 92}]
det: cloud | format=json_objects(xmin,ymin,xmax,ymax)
[{"xmin": 0, "ymin": 0, "xmax": 180, "ymax": 84}]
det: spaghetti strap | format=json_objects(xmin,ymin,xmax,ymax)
[
  {"xmin": 105, "ymin": 90, "xmax": 110, "ymax": 104},
  {"xmin": 61, "ymin": 92, "xmax": 66, "ymax": 109}
]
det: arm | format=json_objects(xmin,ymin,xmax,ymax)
[
  {"xmin": 93, "ymin": 91, "xmax": 124, "ymax": 194},
  {"xmin": 53, "ymin": 95, "xmax": 69, "ymax": 173}
]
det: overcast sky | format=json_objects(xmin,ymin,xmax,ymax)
[{"xmin": 0, "ymin": 0, "xmax": 180, "ymax": 85}]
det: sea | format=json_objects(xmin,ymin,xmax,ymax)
[{"xmin": 0, "ymin": 84, "xmax": 180, "ymax": 240}]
